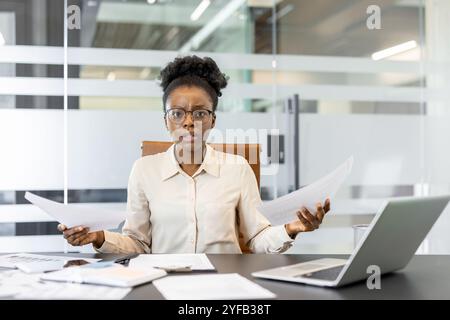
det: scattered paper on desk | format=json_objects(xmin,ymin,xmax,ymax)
[
  {"xmin": 258, "ymin": 156, "xmax": 354, "ymax": 225},
  {"xmin": 0, "ymin": 253, "xmax": 100, "ymax": 269},
  {"xmin": 0, "ymin": 270, "xmax": 40, "ymax": 297},
  {"xmin": 0, "ymin": 270, "xmax": 130, "ymax": 299},
  {"xmin": 25, "ymin": 192, "xmax": 126, "ymax": 232},
  {"xmin": 41, "ymin": 264, "xmax": 167, "ymax": 287},
  {"xmin": 153, "ymin": 273, "xmax": 276, "ymax": 300},
  {"xmin": 17, "ymin": 282, "xmax": 131, "ymax": 300},
  {"xmin": 128, "ymin": 253, "xmax": 215, "ymax": 271}
]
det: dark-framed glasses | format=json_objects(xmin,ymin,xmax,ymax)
[{"xmin": 165, "ymin": 108, "xmax": 214, "ymax": 124}]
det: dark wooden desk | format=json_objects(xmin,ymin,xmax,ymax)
[{"xmin": 36, "ymin": 253, "xmax": 450, "ymax": 300}]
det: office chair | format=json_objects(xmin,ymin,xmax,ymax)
[{"xmin": 141, "ymin": 141, "xmax": 261, "ymax": 253}]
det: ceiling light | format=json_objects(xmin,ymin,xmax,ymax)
[
  {"xmin": 371, "ymin": 40, "xmax": 417, "ymax": 61},
  {"xmin": 181, "ymin": 0, "xmax": 245, "ymax": 52},
  {"xmin": 267, "ymin": 4, "xmax": 294, "ymax": 24},
  {"xmin": 190, "ymin": 0, "xmax": 211, "ymax": 21}
]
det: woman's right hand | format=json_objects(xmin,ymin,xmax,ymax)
[{"xmin": 57, "ymin": 224, "xmax": 105, "ymax": 248}]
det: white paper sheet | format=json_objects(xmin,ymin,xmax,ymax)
[
  {"xmin": 17, "ymin": 283, "xmax": 131, "ymax": 300},
  {"xmin": 0, "ymin": 270, "xmax": 42, "ymax": 297},
  {"xmin": 128, "ymin": 253, "xmax": 215, "ymax": 271},
  {"xmin": 0, "ymin": 253, "xmax": 100, "ymax": 269},
  {"xmin": 258, "ymin": 156, "xmax": 354, "ymax": 225},
  {"xmin": 153, "ymin": 273, "xmax": 276, "ymax": 300},
  {"xmin": 24, "ymin": 192, "xmax": 126, "ymax": 232},
  {"xmin": 0, "ymin": 270, "xmax": 130, "ymax": 299}
]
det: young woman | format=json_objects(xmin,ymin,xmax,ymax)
[{"xmin": 58, "ymin": 55, "xmax": 330, "ymax": 254}]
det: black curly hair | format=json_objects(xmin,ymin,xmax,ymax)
[{"xmin": 159, "ymin": 55, "xmax": 228, "ymax": 111}]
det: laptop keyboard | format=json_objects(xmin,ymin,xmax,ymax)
[{"xmin": 295, "ymin": 265, "xmax": 345, "ymax": 281}]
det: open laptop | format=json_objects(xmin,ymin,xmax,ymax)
[{"xmin": 252, "ymin": 195, "xmax": 450, "ymax": 287}]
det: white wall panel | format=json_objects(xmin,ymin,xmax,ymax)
[
  {"xmin": 67, "ymin": 110, "xmax": 167, "ymax": 189},
  {"xmin": 0, "ymin": 110, "xmax": 63, "ymax": 190},
  {"xmin": 299, "ymin": 114, "xmax": 423, "ymax": 186},
  {"xmin": 425, "ymin": 115, "xmax": 450, "ymax": 183}
]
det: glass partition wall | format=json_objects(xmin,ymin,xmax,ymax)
[
  {"xmin": 2, "ymin": 0, "xmax": 449, "ymax": 254},
  {"xmin": 0, "ymin": 0, "xmax": 65, "ymax": 251}
]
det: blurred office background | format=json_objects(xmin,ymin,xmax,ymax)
[{"xmin": 0, "ymin": 0, "xmax": 449, "ymax": 254}]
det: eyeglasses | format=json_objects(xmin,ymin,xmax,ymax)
[{"xmin": 165, "ymin": 108, "xmax": 214, "ymax": 124}]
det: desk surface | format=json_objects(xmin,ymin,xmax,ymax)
[{"xmin": 38, "ymin": 253, "xmax": 450, "ymax": 300}]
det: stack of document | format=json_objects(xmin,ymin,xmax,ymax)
[
  {"xmin": 0, "ymin": 253, "xmax": 100, "ymax": 272},
  {"xmin": 17, "ymin": 282, "xmax": 132, "ymax": 300},
  {"xmin": 258, "ymin": 156, "xmax": 353, "ymax": 225},
  {"xmin": 0, "ymin": 270, "xmax": 131, "ymax": 300},
  {"xmin": 41, "ymin": 263, "xmax": 167, "ymax": 288}
]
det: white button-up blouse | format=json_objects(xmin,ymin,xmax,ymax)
[{"xmin": 96, "ymin": 144, "xmax": 294, "ymax": 254}]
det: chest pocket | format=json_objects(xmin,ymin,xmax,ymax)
[{"xmin": 201, "ymin": 202, "xmax": 238, "ymax": 245}]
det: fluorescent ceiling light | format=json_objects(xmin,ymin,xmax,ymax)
[
  {"xmin": 147, "ymin": 0, "xmax": 157, "ymax": 4},
  {"xmin": 190, "ymin": 0, "xmax": 211, "ymax": 21},
  {"xmin": 181, "ymin": 0, "xmax": 246, "ymax": 52},
  {"xmin": 0, "ymin": 32, "xmax": 5, "ymax": 46},
  {"xmin": 267, "ymin": 4, "xmax": 294, "ymax": 24},
  {"xmin": 371, "ymin": 40, "xmax": 417, "ymax": 61},
  {"xmin": 247, "ymin": 0, "xmax": 283, "ymax": 8},
  {"xmin": 395, "ymin": 0, "xmax": 424, "ymax": 7}
]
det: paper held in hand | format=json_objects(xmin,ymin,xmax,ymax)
[
  {"xmin": 258, "ymin": 156, "xmax": 354, "ymax": 225},
  {"xmin": 24, "ymin": 192, "xmax": 126, "ymax": 232}
]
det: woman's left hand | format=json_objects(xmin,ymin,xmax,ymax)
[{"xmin": 284, "ymin": 198, "xmax": 331, "ymax": 239}]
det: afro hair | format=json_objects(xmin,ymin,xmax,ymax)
[{"xmin": 159, "ymin": 55, "xmax": 228, "ymax": 110}]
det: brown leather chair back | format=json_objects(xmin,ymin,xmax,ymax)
[{"xmin": 141, "ymin": 141, "xmax": 260, "ymax": 189}]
